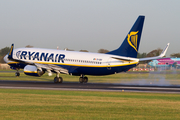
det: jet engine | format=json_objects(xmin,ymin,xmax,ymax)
[{"xmin": 24, "ymin": 65, "xmax": 45, "ymax": 77}]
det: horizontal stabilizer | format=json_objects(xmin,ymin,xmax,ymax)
[{"xmin": 111, "ymin": 57, "xmax": 137, "ymax": 62}]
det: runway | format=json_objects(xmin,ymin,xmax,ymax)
[{"xmin": 0, "ymin": 80, "xmax": 180, "ymax": 93}]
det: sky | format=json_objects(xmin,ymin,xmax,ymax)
[{"xmin": 0, "ymin": 0, "xmax": 180, "ymax": 56}]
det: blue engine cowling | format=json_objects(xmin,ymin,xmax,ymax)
[{"xmin": 24, "ymin": 65, "xmax": 45, "ymax": 77}]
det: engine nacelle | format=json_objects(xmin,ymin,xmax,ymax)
[{"xmin": 24, "ymin": 65, "xmax": 45, "ymax": 77}]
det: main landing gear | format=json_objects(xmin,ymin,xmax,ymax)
[
  {"xmin": 79, "ymin": 75, "xmax": 88, "ymax": 83},
  {"xmin": 54, "ymin": 72, "xmax": 63, "ymax": 83},
  {"xmin": 54, "ymin": 77, "xmax": 63, "ymax": 83}
]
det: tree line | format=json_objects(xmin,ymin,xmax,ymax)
[
  {"xmin": 0, "ymin": 47, "xmax": 10, "ymax": 63},
  {"xmin": 0, "ymin": 46, "xmax": 180, "ymax": 63}
]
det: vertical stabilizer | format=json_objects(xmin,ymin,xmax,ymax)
[
  {"xmin": 106, "ymin": 16, "xmax": 145, "ymax": 58},
  {"xmin": 8, "ymin": 44, "xmax": 14, "ymax": 60}
]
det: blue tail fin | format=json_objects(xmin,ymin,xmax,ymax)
[
  {"xmin": 106, "ymin": 16, "xmax": 145, "ymax": 58},
  {"xmin": 8, "ymin": 44, "xmax": 14, "ymax": 60}
]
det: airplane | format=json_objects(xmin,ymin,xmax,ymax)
[
  {"xmin": 148, "ymin": 58, "xmax": 180, "ymax": 68},
  {"xmin": 3, "ymin": 15, "xmax": 170, "ymax": 83}
]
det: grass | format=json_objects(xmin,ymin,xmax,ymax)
[
  {"xmin": 0, "ymin": 89, "xmax": 180, "ymax": 120},
  {"xmin": 0, "ymin": 71, "xmax": 180, "ymax": 119}
]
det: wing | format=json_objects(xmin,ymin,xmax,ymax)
[
  {"xmin": 34, "ymin": 63, "xmax": 69, "ymax": 75},
  {"xmin": 139, "ymin": 43, "xmax": 170, "ymax": 61}
]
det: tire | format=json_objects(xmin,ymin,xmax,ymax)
[
  {"xmin": 54, "ymin": 77, "xmax": 63, "ymax": 83},
  {"xmin": 15, "ymin": 72, "xmax": 20, "ymax": 77},
  {"xmin": 79, "ymin": 77, "xmax": 84, "ymax": 83},
  {"xmin": 54, "ymin": 77, "xmax": 59, "ymax": 83},
  {"xmin": 84, "ymin": 77, "xmax": 88, "ymax": 83},
  {"xmin": 59, "ymin": 77, "xmax": 63, "ymax": 83}
]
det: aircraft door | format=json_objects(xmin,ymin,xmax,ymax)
[{"xmin": 107, "ymin": 58, "xmax": 112, "ymax": 70}]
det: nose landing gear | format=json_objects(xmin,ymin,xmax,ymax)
[
  {"xmin": 15, "ymin": 71, "xmax": 20, "ymax": 77},
  {"xmin": 15, "ymin": 68, "xmax": 20, "ymax": 77}
]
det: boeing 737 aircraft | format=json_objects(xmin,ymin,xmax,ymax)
[
  {"xmin": 4, "ymin": 16, "xmax": 170, "ymax": 83},
  {"xmin": 148, "ymin": 58, "xmax": 180, "ymax": 68}
]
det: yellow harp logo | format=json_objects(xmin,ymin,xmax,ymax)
[{"xmin": 127, "ymin": 31, "xmax": 139, "ymax": 52}]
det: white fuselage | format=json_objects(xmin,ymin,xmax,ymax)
[{"xmin": 4, "ymin": 47, "xmax": 139, "ymax": 75}]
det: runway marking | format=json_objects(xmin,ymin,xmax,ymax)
[
  {"xmin": 111, "ymin": 86, "xmax": 180, "ymax": 90},
  {"xmin": 0, "ymin": 86, "xmax": 124, "ymax": 92},
  {"xmin": 0, "ymin": 86, "xmax": 180, "ymax": 94}
]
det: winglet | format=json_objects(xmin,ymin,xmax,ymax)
[
  {"xmin": 159, "ymin": 43, "xmax": 170, "ymax": 57},
  {"xmin": 8, "ymin": 44, "xmax": 14, "ymax": 59}
]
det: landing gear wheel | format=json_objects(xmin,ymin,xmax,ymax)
[
  {"xmin": 59, "ymin": 77, "xmax": 63, "ymax": 83},
  {"xmin": 79, "ymin": 77, "xmax": 84, "ymax": 83},
  {"xmin": 84, "ymin": 77, "xmax": 88, "ymax": 83},
  {"xmin": 54, "ymin": 77, "xmax": 63, "ymax": 83},
  {"xmin": 15, "ymin": 72, "xmax": 20, "ymax": 77},
  {"xmin": 79, "ymin": 76, "xmax": 88, "ymax": 83},
  {"xmin": 54, "ymin": 77, "xmax": 58, "ymax": 83}
]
